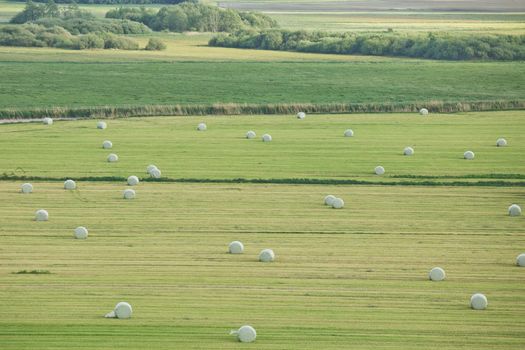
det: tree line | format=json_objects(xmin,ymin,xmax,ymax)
[
  {"xmin": 209, "ymin": 29, "xmax": 525, "ymax": 61},
  {"xmin": 13, "ymin": 0, "xmax": 192, "ymax": 4},
  {"xmin": 105, "ymin": 3, "xmax": 278, "ymax": 32},
  {"xmin": 3, "ymin": 1, "xmax": 164, "ymax": 50}
]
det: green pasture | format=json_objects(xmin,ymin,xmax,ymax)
[
  {"xmin": 0, "ymin": 60, "xmax": 523, "ymax": 110},
  {"xmin": 0, "ymin": 112, "xmax": 523, "ymax": 182}
]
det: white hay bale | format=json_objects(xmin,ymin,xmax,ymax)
[
  {"xmin": 464, "ymin": 151, "xmax": 475, "ymax": 160},
  {"xmin": 516, "ymin": 253, "xmax": 525, "ymax": 267},
  {"xmin": 403, "ymin": 147, "xmax": 414, "ymax": 156},
  {"xmin": 43, "ymin": 117, "xmax": 53, "ymax": 125},
  {"xmin": 246, "ymin": 131, "xmax": 256, "ymax": 139},
  {"xmin": 127, "ymin": 175, "xmax": 139, "ymax": 186},
  {"xmin": 496, "ymin": 138, "xmax": 507, "ymax": 147},
  {"xmin": 123, "ymin": 189, "xmax": 136, "ymax": 199},
  {"xmin": 259, "ymin": 249, "xmax": 275, "ymax": 262},
  {"xmin": 102, "ymin": 140, "xmax": 113, "ymax": 149},
  {"xmin": 150, "ymin": 168, "xmax": 161, "ymax": 179},
  {"xmin": 297, "ymin": 112, "xmax": 306, "ymax": 119},
  {"xmin": 64, "ymin": 179, "xmax": 76, "ymax": 190},
  {"xmin": 262, "ymin": 134, "xmax": 272, "ymax": 142},
  {"xmin": 429, "ymin": 267, "xmax": 446, "ymax": 281},
  {"xmin": 97, "ymin": 121, "xmax": 107, "ymax": 130},
  {"xmin": 228, "ymin": 241, "xmax": 244, "ymax": 254},
  {"xmin": 324, "ymin": 195, "xmax": 336, "ymax": 206},
  {"xmin": 470, "ymin": 293, "xmax": 488, "ymax": 310},
  {"xmin": 35, "ymin": 209, "xmax": 48, "ymax": 221},
  {"xmin": 332, "ymin": 197, "xmax": 344, "ymax": 209},
  {"xmin": 419, "ymin": 108, "xmax": 428, "ymax": 116},
  {"xmin": 74, "ymin": 226, "xmax": 88, "ymax": 239},
  {"xmin": 146, "ymin": 165, "xmax": 158, "ymax": 174},
  {"xmin": 375, "ymin": 166, "xmax": 385, "ymax": 175},
  {"xmin": 197, "ymin": 123, "xmax": 207, "ymax": 131},
  {"xmin": 508, "ymin": 204, "xmax": 521, "ymax": 216},
  {"xmin": 21, "ymin": 183, "xmax": 33, "ymax": 194},
  {"xmin": 344, "ymin": 129, "xmax": 354, "ymax": 137},
  {"xmin": 107, "ymin": 153, "xmax": 118, "ymax": 162},
  {"xmin": 105, "ymin": 302, "xmax": 133, "ymax": 319},
  {"xmin": 230, "ymin": 325, "xmax": 256, "ymax": 343}
]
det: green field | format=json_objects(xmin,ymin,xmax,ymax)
[
  {"xmin": 0, "ymin": 112, "xmax": 524, "ymax": 182},
  {"xmin": 0, "ymin": 109, "xmax": 524, "ymax": 350},
  {"xmin": 0, "ymin": 60, "xmax": 523, "ymax": 111}
]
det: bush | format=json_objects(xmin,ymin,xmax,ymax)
[
  {"xmin": 209, "ymin": 29, "xmax": 525, "ymax": 61},
  {"xmin": 145, "ymin": 37, "xmax": 166, "ymax": 50}
]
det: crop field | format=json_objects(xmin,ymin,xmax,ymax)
[{"xmin": 1, "ymin": 113, "xmax": 524, "ymax": 350}]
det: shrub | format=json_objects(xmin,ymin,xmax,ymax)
[{"xmin": 145, "ymin": 37, "xmax": 166, "ymax": 50}]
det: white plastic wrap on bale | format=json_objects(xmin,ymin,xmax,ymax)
[
  {"xmin": 43, "ymin": 117, "xmax": 53, "ymax": 125},
  {"xmin": 107, "ymin": 153, "xmax": 118, "ymax": 162},
  {"xmin": 35, "ymin": 209, "xmax": 49, "ymax": 221},
  {"xmin": 470, "ymin": 293, "xmax": 488, "ymax": 310},
  {"xmin": 375, "ymin": 166, "xmax": 385, "ymax": 175},
  {"xmin": 259, "ymin": 249, "xmax": 275, "ymax": 262},
  {"xmin": 150, "ymin": 168, "xmax": 161, "ymax": 179},
  {"xmin": 105, "ymin": 302, "xmax": 133, "ymax": 319},
  {"xmin": 97, "ymin": 121, "xmax": 107, "ymax": 130},
  {"xmin": 230, "ymin": 325, "xmax": 256, "ymax": 343},
  {"xmin": 123, "ymin": 189, "xmax": 136, "ymax": 199},
  {"xmin": 21, "ymin": 183, "xmax": 33, "ymax": 194},
  {"xmin": 74, "ymin": 226, "xmax": 88, "ymax": 239},
  {"xmin": 496, "ymin": 138, "xmax": 507, "ymax": 147},
  {"xmin": 147, "ymin": 165, "xmax": 158, "ymax": 174},
  {"xmin": 324, "ymin": 195, "xmax": 336, "ymax": 206},
  {"xmin": 429, "ymin": 267, "xmax": 446, "ymax": 281},
  {"xmin": 64, "ymin": 179, "xmax": 76, "ymax": 190},
  {"xmin": 297, "ymin": 112, "xmax": 306, "ymax": 119},
  {"xmin": 344, "ymin": 129, "xmax": 354, "ymax": 137},
  {"xmin": 332, "ymin": 197, "xmax": 344, "ymax": 209},
  {"xmin": 246, "ymin": 131, "xmax": 256, "ymax": 139},
  {"xmin": 508, "ymin": 204, "xmax": 521, "ymax": 216},
  {"xmin": 516, "ymin": 253, "xmax": 525, "ymax": 267},
  {"xmin": 102, "ymin": 140, "xmax": 113, "ymax": 149},
  {"xmin": 228, "ymin": 241, "xmax": 244, "ymax": 254},
  {"xmin": 127, "ymin": 176, "xmax": 139, "ymax": 186},
  {"xmin": 464, "ymin": 151, "xmax": 475, "ymax": 160},
  {"xmin": 262, "ymin": 134, "xmax": 272, "ymax": 142},
  {"xmin": 419, "ymin": 108, "xmax": 429, "ymax": 116},
  {"xmin": 403, "ymin": 147, "xmax": 414, "ymax": 156},
  {"xmin": 197, "ymin": 123, "xmax": 207, "ymax": 131}
]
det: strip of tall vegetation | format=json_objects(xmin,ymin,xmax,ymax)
[
  {"xmin": 1, "ymin": 100, "xmax": 523, "ymax": 120},
  {"xmin": 3, "ymin": 1, "xmax": 164, "ymax": 50},
  {"xmin": 209, "ymin": 29, "xmax": 525, "ymax": 61},
  {"xmin": 16, "ymin": 0, "xmax": 192, "ymax": 4},
  {"xmin": 105, "ymin": 3, "xmax": 278, "ymax": 32}
]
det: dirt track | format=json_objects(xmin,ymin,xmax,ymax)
[{"xmin": 219, "ymin": 0, "xmax": 525, "ymax": 12}]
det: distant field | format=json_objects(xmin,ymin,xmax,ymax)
[
  {"xmin": 0, "ymin": 60, "xmax": 523, "ymax": 112},
  {"xmin": 0, "ymin": 112, "xmax": 523, "ymax": 183},
  {"xmin": 0, "ymin": 180, "xmax": 523, "ymax": 349}
]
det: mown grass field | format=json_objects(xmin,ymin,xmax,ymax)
[
  {"xmin": 0, "ymin": 112, "xmax": 524, "ymax": 182},
  {"xmin": 0, "ymin": 180, "xmax": 524, "ymax": 349}
]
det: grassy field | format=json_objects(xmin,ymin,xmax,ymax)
[
  {"xmin": 0, "ymin": 60, "xmax": 523, "ymax": 111},
  {"xmin": 0, "ymin": 180, "xmax": 524, "ymax": 349},
  {"xmin": 0, "ymin": 112, "xmax": 524, "ymax": 183}
]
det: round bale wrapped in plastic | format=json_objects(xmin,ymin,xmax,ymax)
[
  {"xmin": 262, "ymin": 134, "xmax": 272, "ymax": 142},
  {"xmin": 429, "ymin": 267, "xmax": 446, "ymax": 281},
  {"xmin": 375, "ymin": 166, "xmax": 385, "ymax": 175},
  {"xmin": 21, "ymin": 183, "xmax": 33, "ymax": 194},
  {"xmin": 464, "ymin": 151, "xmax": 475, "ymax": 160},
  {"xmin": 97, "ymin": 121, "xmax": 107, "ymax": 130},
  {"xmin": 123, "ymin": 189, "xmax": 136, "ymax": 199},
  {"xmin": 228, "ymin": 241, "xmax": 244, "ymax": 254},
  {"xmin": 246, "ymin": 131, "xmax": 256, "ymax": 139},
  {"xmin": 496, "ymin": 138, "xmax": 507, "ymax": 147},
  {"xmin": 64, "ymin": 179, "xmax": 76, "ymax": 190},
  {"xmin": 344, "ymin": 129, "xmax": 354, "ymax": 137},
  {"xmin": 403, "ymin": 147, "xmax": 414, "ymax": 156},
  {"xmin": 105, "ymin": 302, "xmax": 132, "ymax": 319},
  {"xmin": 259, "ymin": 249, "xmax": 275, "ymax": 262},
  {"xmin": 470, "ymin": 293, "xmax": 488, "ymax": 310},
  {"xmin": 197, "ymin": 123, "xmax": 207, "ymax": 131},
  {"xmin": 508, "ymin": 204, "xmax": 521, "ymax": 216},
  {"xmin": 74, "ymin": 226, "xmax": 88, "ymax": 239},
  {"xmin": 107, "ymin": 153, "xmax": 118, "ymax": 163},
  {"xmin": 102, "ymin": 140, "xmax": 113, "ymax": 149},
  {"xmin": 332, "ymin": 197, "xmax": 344, "ymax": 209},
  {"xmin": 419, "ymin": 108, "xmax": 429, "ymax": 116},
  {"xmin": 35, "ymin": 209, "xmax": 49, "ymax": 221},
  {"xmin": 230, "ymin": 325, "xmax": 256, "ymax": 343},
  {"xmin": 127, "ymin": 176, "xmax": 139, "ymax": 186}
]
